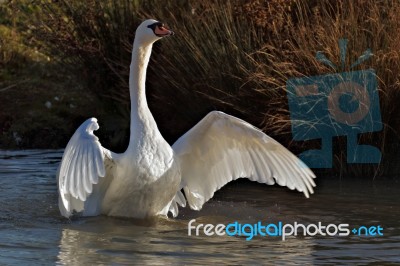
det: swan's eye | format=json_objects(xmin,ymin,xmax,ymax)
[
  {"xmin": 156, "ymin": 23, "xmax": 165, "ymax": 31},
  {"xmin": 147, "ymin": 22, "xmax": 162, "ymax": 31},
  {"xmin": 147, "ymin": 21, "xmax": 174, "ymax": 37}
]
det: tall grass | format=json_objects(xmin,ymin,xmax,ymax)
[
  {"xmin": 146, "ymin": 0, "xmax": 400, "ymax": 177},
  {"xmin": 17, "ymin": 0, "xmax": 400, "ymax": 176}
]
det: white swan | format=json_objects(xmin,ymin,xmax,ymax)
[{"xmin": 57, "ymin": 19, "xmax": 316, "ymax": 219}]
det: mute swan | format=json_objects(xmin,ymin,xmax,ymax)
[{"xmin": 57, "ymin": 19, "xmax": 316, "ymax": 219}]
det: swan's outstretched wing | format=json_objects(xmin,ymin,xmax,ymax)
[
  {"xmin": 172, "ymin": 111, "xmax": 316, "ymax": 210},
  {"xmin": 57, "ymin": 118, "xmax": 116, "ymax": 218}
]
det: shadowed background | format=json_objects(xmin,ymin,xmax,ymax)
[{"xmin": 1, "ymin": 0, "xmax": 400, "ymax": 177}]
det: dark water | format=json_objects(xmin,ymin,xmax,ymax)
[{"xmin": 0, "ymin": 150, "xmax": 399, "ymax": 265}]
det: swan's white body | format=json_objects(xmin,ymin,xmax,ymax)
[{"xmin": 57, "ymin": 19, "xmax": 316, "ymax": 219}]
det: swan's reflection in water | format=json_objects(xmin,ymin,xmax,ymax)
[
  {"xmin": 57, "ymin": 208, "xmax": 315, "ymax": 265},
  {"xmin": 56, "ymin": 179, "xmax": 400, "ymax": 265}
]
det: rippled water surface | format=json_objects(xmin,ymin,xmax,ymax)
[{"xmin": 0, "ymin": 150, "xmax": 399, "ymax": 265}]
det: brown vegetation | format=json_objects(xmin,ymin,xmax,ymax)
[{"xmin": 2, "ymin": 0, "xmax": 400, "ymax": 177}]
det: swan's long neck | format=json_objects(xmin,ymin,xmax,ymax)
[{"xmin": 128, "ymin": 39, "xmax": 158, "ymax": 149}]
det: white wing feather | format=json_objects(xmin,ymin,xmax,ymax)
[
  {"xmin": 57, "ymin": 117, "xmax": 115, "ymax": 217},
  {"xmin": 172, "ymin": 111, "xmax": 316, "ymax": 210}
]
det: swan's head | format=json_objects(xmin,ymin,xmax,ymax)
[{"xmin": 135, "ymin": 19, "xmax": 174, "ymax": 45}]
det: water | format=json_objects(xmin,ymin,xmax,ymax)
[{"xmin": 0, "ymin": 150, "xmax": 399, "ymax": 265}]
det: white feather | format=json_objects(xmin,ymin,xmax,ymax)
[
  {"xmin": 173, "ymin": 111, "xmax": 316, "ymax": 210},
  {"xmin": 57, "ymin": 118, "xmax": 115, "ymax": 217}
]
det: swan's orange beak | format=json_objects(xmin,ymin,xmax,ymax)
[{"xmin": 154, "ymin": 24, "xmax": 174, "ymax": 37}]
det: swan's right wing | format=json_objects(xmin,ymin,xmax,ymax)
[
  {"xmin": 57, "ymin": 118, "xmax": 116, "ymax": 218},
  {"xmin": 173, "ymin": 111, "xmax": 316, "ymax": 211}
]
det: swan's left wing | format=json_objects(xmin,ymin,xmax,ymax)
[
  {"xmin": 57, "ymin": 118, "xmax": 116, "ymax": 217},
  {"xmin": 172, "ymin": 111, "xmax": 316, "ymax": 211}
]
